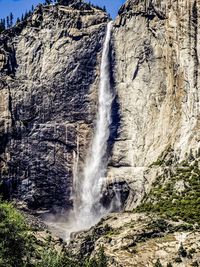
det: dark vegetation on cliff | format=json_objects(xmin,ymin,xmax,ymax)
[
  {"xmin": 0, "ymin": 0, "xmax": 107, "ymax": 34},
  {"xmin": 137, "ymin": 150, "xmax": 200, "ymax": 226},
  {"xmin": 0, "ymin": 201, "xmax": 32, "ymax": 266}
]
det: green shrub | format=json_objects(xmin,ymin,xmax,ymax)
[
  {"xmin": 178, "ymin": 243, "xmax": 187, "ymax": 257},
  {"xmin": 84, "ymin": 246, "xmax": 108, "ymax": 267},
  {"xmin": 36, "ymin": 247, "xmax": 78, "ymax": 267},
  {"xmin": 97, "ymin": 246, "xmax": 107, "ymax": 267},
  {"xmin": 137, "ymin": 159, "xmax": 200, "ymax": 225},
  {"xmin": 154, "ymin": 259, "xmax": 163, "ymax": 267},
  {"xmin": 191, "ymin": 261, "xmax": 199, "ymax": 267},
  {"xmin": 174, "ymin": 257, "xmax": 182, "ymax": 263},
  {"xmin": 0, "ymin": 201, "xmax": 33, "ymax": 267}
]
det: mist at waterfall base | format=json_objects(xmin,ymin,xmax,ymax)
[{"xmin": 46, "ymin": 22, "xmax": 121, "ymax": 240}]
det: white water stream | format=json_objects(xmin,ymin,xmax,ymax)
[
  {"xmin": 47, "ymin": 22, "xmax": 114, "ymax": 240},
  {"xmin": 73, "ymin": 21, "xmax": 114, "ymax": 228}
]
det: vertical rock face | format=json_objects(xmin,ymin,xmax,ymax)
[
  {"xmin": 109, "ymin": 0, "xmax": 200, "ymax": 208},
  {"xmin": 0, "ymin": 3, "xmax": 108, "ymax": 211},
  {"xmin": 0, "ymin": 0, "xmax": 199, "ymax": 215}
]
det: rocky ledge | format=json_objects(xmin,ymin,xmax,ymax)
[{"xmin": 67, "ymin": 212, "xmax": 200, "ymax": 267}]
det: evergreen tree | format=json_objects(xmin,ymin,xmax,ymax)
[
  {"xmin": 97, "ymin": 246, "xmax": 107, "ymax": 267},
  {"xmin": 6, "ymin": 15, "xmax": 9, "ymax": 28},
  {"xmin": 0, "ymin": 18, "xmax": 5, "ymax": 32},
  {"xmin": 9, "ymin": 12, "xmax": 14, "ymax": 27},
  {"xmin": 45, "ymin": 0, "xmax": 52, "ymax": 4},
  {"xmin": 0, "ymin": 20, "xmax": 5, "ymax": 33},
  {"xmin": 2, "ymin": 18, "xmax": 5, "ymax": 28},
  {"xmin": 178, "ymin": 243, "xmax": 187, "ymax": 257},
  {"xmin": 154, "ymin": 259, "xmax": 163, "ymax": 267},
  {"xmin": 28, "ymin": 10, "xmax": 32, "ymax": 16},
  {"xmin": 24, "ymin": 11, "xmax": 28, "ymax": 20}
]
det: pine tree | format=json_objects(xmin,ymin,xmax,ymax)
[
  {"xmin": 16, "ymin": 17, "xmax": 20, "ymax": 24},
  {"xmin": 1, "ymin": 18, "xmax": 5, "ymax": 29},
  {"xmin": 154, "ymin": 259, "xmax": 163, "ymax": 267},
  {"xmin": 45, "ymin": 0, "xmax": 52, "ymax": 4},
  {"xmin": 178, "ymin": 243, "xmax": 187, "ymax": 257},
  {"xmin": 6, "ymin": 15, "xmax": 10, "ymax": 28},
  {"xmin": 24, "ymin": 11, "xmax": 28, "ymax": 20},
  {"xmin": 10, "ymin": 12, "xmax": 14, "ymax": 27},
  {"xmin": 0, "ymin": 19, "xmax": 5, "ymax": 33},
  {"xmin": 97, "ymin": 246, "xmax": 107, "ymax": 267}
]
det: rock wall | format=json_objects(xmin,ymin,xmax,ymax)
[
  {"xmin": 0, "ymin": 2, "xmax": 108, "ymax": 212},
  {"xmin": 108, "ymin": 0, "xmax": 200, "ymax": 209},
  {"xmin": 0, "ymin": 0, "xmax": 199, "ymax": 214}
]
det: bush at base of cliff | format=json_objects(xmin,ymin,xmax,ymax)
[
  {"xmin": 0, "ymin": 201, "xmax": 34, "ymax": 267},
  {"xmin": 0, "ymin": 200, "xmax": 108, "ymax": 267},
  {"xmin": 37, "ymin": 248, "xmax": 78, "ymax": 267},
  {"xmin": 36, "ymin": 245, "xmax": 108, "ymax": 267},
  {"xmin": 83, "ymin": 246, "xmax": 108, "ymax": 267}
]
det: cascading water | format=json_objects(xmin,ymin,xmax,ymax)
[
  {"xmin": 46, "ymin": 22, "xmax": 115, "ymax": 240},
  {"xmin": 74, "ymin": 21, "xmax": 114, "ymax": 229}
]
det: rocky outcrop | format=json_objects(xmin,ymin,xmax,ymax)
[
  {"xmin": 0, "ymin": 2, "xmax": 109, "ymax": 211},
  {"xmin": 108, "ymin": 0, "xmax": 200, "ymax": 209},
  {"xmin": 67, "ymin": 212, "xmax": 200, "ymax": 267}
]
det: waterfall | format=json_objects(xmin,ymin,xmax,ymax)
[
  {"xmin": 59, "ymin": 21, "xmax": 114, "ymax": 239},
  {"xmin": 75, "ymin": 21, "xmax": 114, "ymax": 228},
  {"xmin": 45, "ymin": 22, "xmax": 115, "ymax": 240}
]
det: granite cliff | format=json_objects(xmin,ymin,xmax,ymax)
[
  {"xmin": 0, "ymin": 0, "xmax": 200, "ymax": 266},
  {"xmin": 0, "ymin": 0, "xmax": 108, "ymax": 212},
  {"xmin": 108, "ymin": 0, "xmax": 200, "ymax": 209}
]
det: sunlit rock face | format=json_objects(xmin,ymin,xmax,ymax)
[
  {"xmin": 0, "ymin": 0, "xmax": 199, "ymax": 216},
  {"xmin": 0, "ymin": 3, "xmax": 108, "ymax": 211},
  {"xmin": 109, "ymin": 0, "xmax": 200, "ymax": 209}
]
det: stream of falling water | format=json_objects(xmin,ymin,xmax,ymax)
[
  {"xmin": 46, "ymin": 22, "xmax": 114, "ymax": 240},
  {"xmin": 73, "ymin": 21, "xmax": 114, "ymax": 230}
]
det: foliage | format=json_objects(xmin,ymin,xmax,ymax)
[
  {"xmin": 36, "ymin": 247, "xmax": 78, "ymax": 267},
  {"xmin": 137, "ymin": 156, "xmax": 200, "ymax": 225},
  {"xmin": 191, "ymin": 261, "xmax": 199, "ymax": 267},
  {"xmin": 0, "ymin": 0, "xmax": 108, "ymax": 34},
  {"xmin": 178, "ymin": 243, "xmax": 187, "ymax": 258},
  {"xmin": 0, "ymin": 19, "xmax": 5, "ymax": 33},
  {"xmin": 0, "ymin": 201, "xmax": 33, "ymax": 267},
  {"xmin": 174, "ymin": 257, "xmax": 182, "ymax": 263},
  {"xmin": 37, "ymin": 244, "xmax": 108, "ymax": 267},
  {"xmin": 88, "ymin": 1, "xmax": 107, "ymax": 12},
  {"xmin": 0, "ymin": 199, "xmax": 109, "ymax": 267},
  {"xmin": 84, "ymin": 246, "xmax": 108, "ymax": 267},
  {"xmin": 154, "ymin": 259, "xmax": 163, "ymax": 267}
]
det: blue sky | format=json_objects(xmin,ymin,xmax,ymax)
[{"xmin": 0, "ymin": 0, "xmax": 125, "ymax": 21}]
